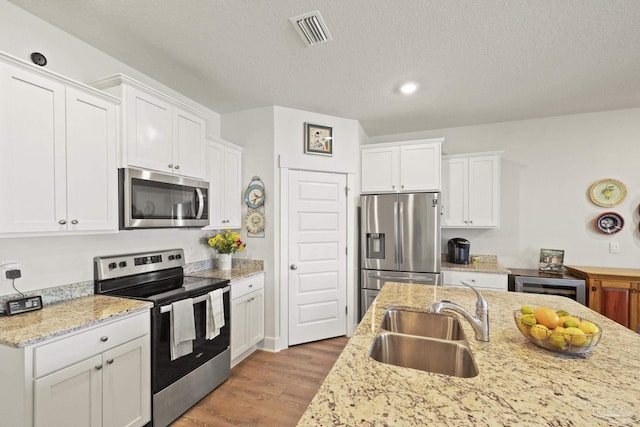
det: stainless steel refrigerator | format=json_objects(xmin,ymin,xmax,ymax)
[{"xmin": 360, "ymin": 193, "xmax": 441, "ymax": 318}]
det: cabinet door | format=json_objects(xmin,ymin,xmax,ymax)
[
  {"xmin": 400, "ymin": 143, "xmax": 441, "ymax": 191},
  {"xmin": 102, "ymin": 336, "xmax": 151, "ymax": 427},
  {"xmin": 124, "ymin": 86, "xmax": 173, "ymax": 174},
  {"xmin": 468, "ymin": 156, "xmax": 500, "ymax": 227},
  {"xmin": 223, "ymin": 145, "xmax": 242, "ymax": 228},
  {"xmin": 205, "ymin": 138, "xmax": 225, "ymax": 228},
  {"xmin": 247, "ymin": 289, "xmax": 265, "ymax": 347},
  {"xmin": 361, "ymin": 146, "xmax": 398, "ymax": 193},
  {"xmin": 66, "ymin": 87, "xmax": 118, "ymax": 232},
  {"xmin": 34, "ymin": 354, "xmax": 102, "ymax": 427},
  {"xmin": 441, "ymin": 158, "xmax": 468, "ymax": 227},
  {"xmin": 597, "ymin": 280, "xmax": 633, "ymax": 328},
  {"xmin": 231, "ymin": 296, "xmax": 250, "ymax": 360},
  {"xmin": 0, "ymin": 63, "xmax": 67, "ymax": 233},
  {"xmin": 173, "ymin": 107, "xmax": 205, "ymax": 178}
]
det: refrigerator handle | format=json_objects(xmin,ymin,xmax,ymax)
[
  {"xmin": 393, "ymin": 201, "xmax": 399, "ymax": 265},
  {"xmin": 398, "ymin": 201, "xmax": 404, "ymax": 265}
]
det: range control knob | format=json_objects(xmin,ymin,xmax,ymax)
[
  {"xmin": 168, "ymin": 255, "xmax": 175, "ymax": 260},
  {"xmin": 175, "ymin": 254, "xmax": 182, "ymax": 260},
  {"xmin": 108, "ymin": 262, "xmax": 117, "ymax": 270},
  {"xmin": 119, "ymin": 261, "xmax": 127, "ymax": 268}
]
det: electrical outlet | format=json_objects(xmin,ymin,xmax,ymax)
[
  {"xmin": 609, "ymin": 241, "xmax": 620, "ymax": 254},
  {"xmin": 1, "ymin": 260, "xmax": 21, "ymax": 282}
]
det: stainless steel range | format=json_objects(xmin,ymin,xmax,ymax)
[{"xmin": 94, "ymin": 249, "xmax": 230, "ymax": 427}]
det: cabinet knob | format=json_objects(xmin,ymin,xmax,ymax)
[
  {"xmin": 71, "ymin": 219, "xmax": 78, "ymax": 225},
  {"xmin": 106, "ymin": 359, "xmax": 114, "ymax": 365},
  {"xmin": 392, "ymin": 185, "xmax": 395, "ymax": 189},
  {"xmin": 591, "ymin": 286, "xmax": 597, "ymax": 292},
  {"xmin": 168, "ymin": 164, "xmax": 173, "ymax": 169},
  {"xmin": 58, "ymin": 220, "xmax": 67, "ymax": 225},
  {"xmin": 469, "ymin": 220, "xmax": 473, "ymax": 224},
  {"xmin": 290, "ymin": 264, "xmax": 298, "ymax": 270},
  {"xmin": 401, "ymin": 185, "xmax": 404, "ymax": 189},
  {"xmin": 100, "ymin": 336, "xmax": 108, "ymax": 342},
  {"xmin": 249, "ymin": 284, "xmax": 253, "ymax": 288},
  {"xmin": 632, "ymin": 289, "xmax": 638, "ymax": 294},
  {"xmin": 95, "ymin": 365, "xmax": 103, "ymax": 371},
  {"xmin": 175, "ymin": 165, "xmax": 180, "ymax": 170}
]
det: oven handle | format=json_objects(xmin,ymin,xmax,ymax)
[{"xmin": 159, "ymin": 285, "xmax": 230, "ymax": 314}]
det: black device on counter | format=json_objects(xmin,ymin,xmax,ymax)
[{"xmin": 447, "ymin": 238, "xmax": 471, "ymax": 264}]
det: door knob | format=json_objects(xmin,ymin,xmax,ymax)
[{"xmin": 290, "ymin": 264, "xmax": 298, "ymax": 270}]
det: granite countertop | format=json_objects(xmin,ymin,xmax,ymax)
[
  {"xmin": 298, "ymin": 283, "xmax": 640, "ymax": 426},
  {"xmin": 0, "ymin": 295, "xmax": 152, "ymax": 348},
  {"xmin": 441, "ymin": 254, "xmax": 511, "ymax": 274}
]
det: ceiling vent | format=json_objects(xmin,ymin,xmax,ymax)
[{"xmin": 290, "ymin": 10, "xmax": 333, "ymax": 47}]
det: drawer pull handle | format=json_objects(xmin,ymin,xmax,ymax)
[
  {"xmin": 106, "ymin": 359, "xmax": 114, "ymax": 365},
  {"xmin": 100, "ymin": 336, "xmax": 109, "ymax": 342},
  {"xmin": 95, "ymin": 365, "xmax": 103, "ymax": 371}
]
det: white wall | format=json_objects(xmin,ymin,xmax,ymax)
[
  {"xmin": 0, "ymin": 0, "xmax": 222, "ymax": 295},
  {"xmin": 370, "ymin": 108, "xmax": 640, "ymax": 269},
  {"xmin": 222, "ymin": 106, "xmax": 364, "ymax": 350}
]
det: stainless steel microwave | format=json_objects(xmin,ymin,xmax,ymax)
[{"xmin": 119, "ymin": 168, "xmax": 209, "ymax": 229}]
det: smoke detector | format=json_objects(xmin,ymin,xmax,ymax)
[{"xmin": 290, "ymin": 10, "xmax": 333, "ymax": 47}]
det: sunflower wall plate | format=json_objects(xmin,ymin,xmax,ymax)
[{"xmin": 589, "ymin": 179, "xmax": 627, "ymax": 207}]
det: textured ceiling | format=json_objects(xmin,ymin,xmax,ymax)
[{"xmin": 8, "ymin": 0, "xmax": 640, "ymax": 137}]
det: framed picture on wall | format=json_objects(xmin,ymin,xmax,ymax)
[
  {"xmin": 538, "ymin": 248, "xmax": 565, "ymax": 273},
  {"xmin": 304, "ymin": 123, "xmax": 333, "ymax": 156}
]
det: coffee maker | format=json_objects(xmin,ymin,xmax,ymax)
[{"xmin": 447, "ymin": 238, "xmax": 470, "ymax": 265}]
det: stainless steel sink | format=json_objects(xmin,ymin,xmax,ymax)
[
  {"xmin": 369, "ymin": 332, "xmax": 479, "ymax": 378},
  {"xmin": 380, "ymin": 308, "xmax": 465, "ymax": 340}
]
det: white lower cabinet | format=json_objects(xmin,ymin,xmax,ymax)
[
  {"xmin": 443, "ymin": 270, "xmax": 508, "ymax": 292},
  {"xmin": 0, "ymin": 311, "xmax": 150, "ymax": 427},
  {"xmin": 231, "ymin": 274, "xmax": 265, "ymax": 366}
]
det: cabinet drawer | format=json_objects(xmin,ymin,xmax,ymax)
[
  {"xmin": 34, "ymin": 311, "xmax": 149, "ymax": 378},
  {"xmin": 443, "ymin": 271, "xmax": 508, "ymax": 291},
  {"xmin": 231, "ymin": 274, "xmax": 265, "ymax": 300}
]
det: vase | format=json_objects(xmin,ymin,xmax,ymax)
[{"xmin": 218, "ymin": 253, "xmax": 232, "ymax": 271}]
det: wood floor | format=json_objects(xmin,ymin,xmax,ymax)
[{"xmin": 171, "ymin": 336, "xmax": 349, "ymax": 427}]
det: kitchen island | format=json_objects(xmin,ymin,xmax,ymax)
[{"xmin": 298, "ymin": 282, "xmax": 640, "ymax": 426}]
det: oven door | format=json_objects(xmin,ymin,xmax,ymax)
[{"xmin": 152, "ymin": 286, "xmax": 230, "ymax": 393}]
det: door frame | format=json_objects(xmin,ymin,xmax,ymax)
[{"xmin": 278, "ymin": 167, "xmax": 358, "ymax": 350}]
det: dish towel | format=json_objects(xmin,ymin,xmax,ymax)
[
  {"xmin": 206, "ymin": 289, "xmax": 225, "ymax": 340},
  {"xmin": 170, "ymin": 298, "xmax": 196, "ymax": 361}
]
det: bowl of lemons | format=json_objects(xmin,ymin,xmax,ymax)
[{"xmin": 513, "ymin": 306, "xmax": 602, "ymax": 355}]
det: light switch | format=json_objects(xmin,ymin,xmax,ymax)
[{"xmin": 609, "ymin": 241, "xmax": 620, "ymax": 254}]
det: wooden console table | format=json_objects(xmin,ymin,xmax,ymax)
[{"xmin": 564, "ymin": 265, "xmax": 640, "ymax": 332}]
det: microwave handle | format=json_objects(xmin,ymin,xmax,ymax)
[{"xmin": 195, "ymin": 188, "xmax": 205, "ymax": 219}]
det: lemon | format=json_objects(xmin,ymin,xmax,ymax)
[
  {"xmin": 521, "ymin": 305, "xmax": 534, "ymax": 315},
  {"xmin": 556, "ymin": 310, "xmax": 571, "ymax": 317},
  {"xmin": 553, "ymin": 326, "xmax": 566, "ymax": 334},
  {"xmin": 548, "ymin": 332, "xmax": 566, "ymax": 349},
  {"xmin": 563, "ymin": 327, "xmax": 587, "ymax": 345},
  {"xmin": 530, "ymin": 324, "xmax": 550, "ymax": 340},
  {"xmin": 520, "ymin": 314, "xmax": 537, "ymax": 326},
  {"xmin": 578, "ymin": 320, "xmax": 599, "ymax": 335}
]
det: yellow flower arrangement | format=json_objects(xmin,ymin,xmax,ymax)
[{"xmin": 208, "ymin": 230, "xmax": 246, "ymax": 254}]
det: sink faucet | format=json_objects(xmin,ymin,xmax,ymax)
[{"xmin": 427, "ymin": 281, "xmax": 489, "ymax": 342}]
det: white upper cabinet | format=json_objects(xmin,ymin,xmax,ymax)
[
  {"xmin": 0, "ymin": 53, "xmax": 118, "ymax": 236},
  {"xmin": 205, "ymin": 135, "xmax": 243, "ymax": 229},
  {"xmin": 361, "ymin": 139, "xmax": 442, "ymax": 193},
  {"xmin": 92, "ymin": 74, "xmax": 206, "ymax": 179},
  {"xmin": 442, "ymin": 153, "xmax": 501, "ymax": 228}
]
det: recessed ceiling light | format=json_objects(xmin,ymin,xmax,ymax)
[{"xmin": 399, "ymin": 82, "xmax": 418, "ymax": 95}]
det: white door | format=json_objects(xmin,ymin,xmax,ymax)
[{"xmin": 288, "ymin": 170, "xmax": 347, "ymax": 345}]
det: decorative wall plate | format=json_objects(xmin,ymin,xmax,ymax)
[
  {"xmin": 244, "ymin": 184, "xmax": 265, "ymax": 208},
  {"xmin": 589, "ymin": 179, "xmax": 627, "ymax": 207},
  {"xmin": 594, "ymin": 212, "xmax": 624, "ymax": 234},
  {"xmin": 245, "ymin": 210, "xmax": 266, "ymax": 234}
]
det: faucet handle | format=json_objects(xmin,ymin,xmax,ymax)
[{"xmin": 459, "ymin": 280, "xmax": 488, "ymax": 312}]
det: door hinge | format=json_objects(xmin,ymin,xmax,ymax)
[
  {"xmin": 345, "ymin": 186, "xmax": 350, "ymax": 196},
  {"xmin": 345, "ymin": 246, "xmax": 348, "ymax": 255},
  {"xmin": 345, "ymin": 305, "xmax": 348, "ymax": 314}
]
